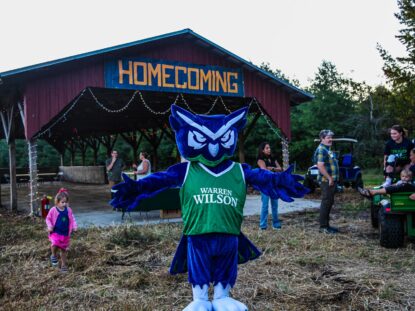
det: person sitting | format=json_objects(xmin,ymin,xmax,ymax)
[
  {"xmin": 358, "ymin": 169, "xmax": 415, "ymax": 199},
  {"xmin": 382, "ymin": 125, "xmax": 414, "ymax": 187},
  {"xmin": 132, "ymin": 151, "xmax": 151, "ymax": 180}
]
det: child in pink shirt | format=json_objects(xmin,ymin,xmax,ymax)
[{"xmin": 45, "ymin": 188, "xmax": 77, "ymax": 272}]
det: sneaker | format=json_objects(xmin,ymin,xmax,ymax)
[
  {"xmin": 357, "ymin": 187, "xmax": 372, "ymax": 199},
  {"xmin": 328, "ymin": 226, "xmax": 339, "ymax": 233},
  {"xmin": 319, "ymin": 227, "xmax": 338, "ymax": 234},
  {"xmin": 50, "ymin": 255, "xmax": 58, "ymax": 267},
  {"xmin": 260, "ymin": 227, "xmax": 267, "ymax": 230},
  {"xmin": 273, "ymin": 223, "xmax": 282, "ymax": 230},
  {"xmin": 60, "ymin": 266, "xmax": 68, "ymax": 273}
]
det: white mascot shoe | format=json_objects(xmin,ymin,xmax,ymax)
[
  {"xmin": 183, "ymin": 284, "xmax": 212, "ymax": 311},
  {"xmin": 212, "ymin": 283, "xmax": 248, "ymax": 311}
]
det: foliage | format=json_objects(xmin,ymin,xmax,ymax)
[
  {"xmin": 377, "ymin": 0, "xmax": 415, "ymax": 131},
  {"xmin": 289, "ymin": 61, "xmax": 370, "ymax": 169}
]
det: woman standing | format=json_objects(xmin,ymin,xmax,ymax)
[
  {"xmin": 133, "ymin": 151, "xmax": 152, "ymax": 180},
  {"xmin": 383, "ymin": 125, "xmax": 414, "ymax": 187},
  {"xmin": 257, "ymin": 142, "xmax": 283, "ymax": 230}
]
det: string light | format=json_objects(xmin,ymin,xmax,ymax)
[
  {"xmin": 28, "ymin": 140, "xmax": 39, "ymax": 216},
  {"xmin": 89, "ymin": 88, "xmax": 138, "ymax": 113},
  {"xmin": 34, "ymin": 88, "xmax": 286, "ymax": 147}
]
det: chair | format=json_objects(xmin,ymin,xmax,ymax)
[{"xmin": 341, "ymin": 153, "xmax": 353, "ymax": 167}]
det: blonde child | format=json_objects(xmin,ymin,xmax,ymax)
[
  {"xmin": 358, "ymin": 169, "xmax": 415, "ymax": 198},
  {"xmin": 45, "ymin": 188, "xmax": 77, "ymax": 272}
]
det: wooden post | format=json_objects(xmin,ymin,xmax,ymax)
[
  {"xmin": 85, "ymin": 137, "xmax": 101, "ymax": 165},
  {"xmin": 120, "ymin": 131, "xmax": 142, "ymax": 163},
  {"xmin": 281, "ymin": 138, "xmax": 289, "ymax": 170},
  {"xmin": 139, "ymin": 129, "xmax": 164, "ymax": 171},
  {"xmin": 8, "ymin": 139, "xmax": 17, "ymax": 211},
  {"xmin": 238, "ymin": 133, "xmax": 246, "ymax": 163},
  {"xmin": 99, "ymin": 134, "xmax": 118, "ymax": 157},
  {"xmin": 1, "ymin": 104, "xmax": 18, "ymax": 212},
  {"xmin": 238, "ymin": 112, "xmax": 261, "ymax": 164}
]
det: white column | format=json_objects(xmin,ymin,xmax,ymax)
[
  {"xmin": 281, "ymin": 138, "xmax": 290, "ymax": 170},
  {"xmin": 28, "ymin": 139, "xmax": 39, "ymax": 216}
]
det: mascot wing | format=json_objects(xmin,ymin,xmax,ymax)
[
  {"xmin": 242, "ymin": 164, "xmax": 309, "ymax": 202},
  {"xmin": 110, "ymin": 162, "xmax": 188, "ymax": 212}
]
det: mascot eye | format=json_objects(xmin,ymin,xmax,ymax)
[
  {"xmin": 193, "ymin": 131, "xmax": 207, "ymax": 143},
  {"xmin": 220, "ymin": 130, "xmax": 235, "ymax": 148},
  {"xmin": 188, "ymin": 130, "xmax": 207, "ymax": 150}
]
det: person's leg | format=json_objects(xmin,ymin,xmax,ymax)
[
  {"xmin": 319, "ymin": 182, "xmax": 331, "ymax": 228},
  {"xmin": 50, "ymin": 245, "xmax": 58, "ymax": 267},
  {"xmin": 60, "ymin": 249, "xmax": 68, "ymax": 272},
  {"xmin": 109, "ymin": 180, "xmax": 115, "ymax": 199},
  {"xmin": 270, "ymin": 199, "xmax": 281, "ymax": 229},
  {"xmin": 259, "ymin": 193, "xmax": 269, "ymax": 229}
]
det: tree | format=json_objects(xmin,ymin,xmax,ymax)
[
  {"xmin": 377, "ymin": 0, "xmax": 415, "ymax": 131},
  {"xmin": 290, "ymin": 61, "xmax": 366, "ymax": 168},
  {"xmin": 378, "ymin": 0, "xmax": 415, "ymax": 88}
]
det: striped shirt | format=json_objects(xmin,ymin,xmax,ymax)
[{"xmin": 315, "ymin": 143, "xmax": 339, "ymax": 182}]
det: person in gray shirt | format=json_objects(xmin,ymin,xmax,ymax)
[{"xmin": 106, "ymin": 150, "xmax": 125, "ymax": 190}]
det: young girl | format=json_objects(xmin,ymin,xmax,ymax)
[{"xmin": 45, "ymin": 188, "xmax": 77, "ymax": 273}]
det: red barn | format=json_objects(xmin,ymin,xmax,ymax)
[{"xmin": 0, "ymin": 29, "xmax": 312, "ymax": 213}]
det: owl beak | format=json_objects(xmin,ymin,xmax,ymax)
[{"xmin": 208, "ymin": 143, "xmax": 219, "ymax": 157}]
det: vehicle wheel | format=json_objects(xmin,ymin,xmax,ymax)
[
  {"xmin": 370, "ymin": 201, "xmax": 379, "ymax": 228},
  {"xmin": 303, "ymin": 176, "xmax": 316, "ymax": 193},
  {"xmin": 378, "ymin": 208, "xmax": 404, "ymax": 248},
  {"xmin": 352, "ymin": 175, "xmax": 364, "ymax": 189}
]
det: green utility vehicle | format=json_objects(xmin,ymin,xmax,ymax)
[{"xmin": 371, "ymin": 191, "xmax": 415, "ymax": 248}]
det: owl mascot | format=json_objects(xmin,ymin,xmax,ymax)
[{"xmin": 111, "ymin": 104, "xmax": 308, "ymax": 311}]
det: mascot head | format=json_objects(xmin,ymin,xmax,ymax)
[{"xmin": 169, "ymin": 104, "xmax": 248, "ymax": 166}]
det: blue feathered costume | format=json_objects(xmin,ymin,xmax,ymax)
[{"xmin": 111, "ymin": 104, "xmax": 308, "ymax": 311}]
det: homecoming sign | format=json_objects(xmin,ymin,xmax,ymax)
[{"xmin": 104, "ymin": 59, "xmax": 244, "ymax": 97}]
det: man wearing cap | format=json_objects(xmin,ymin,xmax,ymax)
[{"xmin": 315, "ymin": 129, "xmax": 339, "ymax": 234}]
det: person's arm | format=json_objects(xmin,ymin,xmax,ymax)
[
  {"xmin": 410, "ymin": 193, "xmax": 415, "ymax": 200},
  {"xmin": 257, "ymin": 159, "xmax": 282, "ymax": 172},
  {"xmin": 68, "ymin": 208, "xmax": 78, "ymax": 232},
  {"xmin": 273, "ymin": 159, "xmax": 283, "ymax": 172},
  {"xmin": 106, "ymin": 158, "xmax": 116, "ymax": 171},
  {"xmin": 137, "ymin": 160, "xmax": 149, "ymax": 174},
  {"xmin": 317, "ymin": 162, "xmax": 334, "ymax": 186},
  {"xmin": 384, "ymin": 154, "xmax": 388, "ymax": 169},
  {"xmin": 45, "ymin": 207, "xmax": 56, "ymax": 232},
  {"xmin": 257, "ymin": 159, "xmax": 267, "ymax": 169}
]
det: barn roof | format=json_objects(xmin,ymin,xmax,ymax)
[
  {"xmin": 0, "ymin": 28, "xmax": 312, "ymax": 103},
  {"xmin": 0, "ymin": 29, "xmax": 313, "ymax": 142}
]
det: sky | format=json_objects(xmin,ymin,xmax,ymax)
[{"xmin": 1, "ymin": 0, "xmax": 407, "ymax": 88}]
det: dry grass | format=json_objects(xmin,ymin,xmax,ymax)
[{"xmin": 1, "ymin": 190, "xmax": 415, "ymax": 310}]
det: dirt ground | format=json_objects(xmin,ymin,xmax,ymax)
[
  {"xmin": 1, "ymin": 189, "xmax": 415, "ymax": 310},
  {"xmin": 0, "ymin": 181, "xmax": 112, "ymax": 213}
]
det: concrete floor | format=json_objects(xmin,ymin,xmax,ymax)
[{"xmin": 0, "ymin": 181, "xmax": 320, "ymax": 228}]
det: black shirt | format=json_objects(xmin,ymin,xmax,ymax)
[
  {"xmin": 257, "ymin": 155, "xmax": 278, "ymax": 169},
  {"xmin": 384, "ymin": 138, "xmax": 414, "ymax": 166}
]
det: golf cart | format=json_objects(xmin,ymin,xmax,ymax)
[
  {"xmin": 370, "ymin": 191, "xmax": 415, "ymax": 248},
  {"xmin": 303, "ymin": 138, "xmax": 363, "ymax": 193}
]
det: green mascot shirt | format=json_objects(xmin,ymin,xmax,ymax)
[{"xmin": 180, "ymin": 162, "xmax": 246, "ymax": 235}]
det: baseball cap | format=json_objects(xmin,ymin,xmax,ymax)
[{"xmin": 319, "ymin": 129, "xmax": 334, "ymax": 139}]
